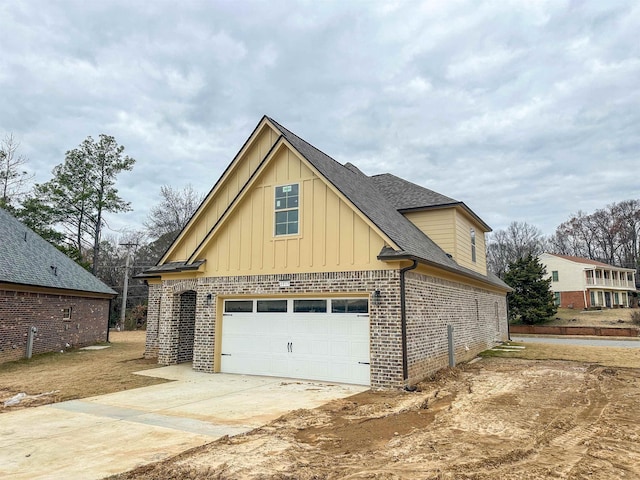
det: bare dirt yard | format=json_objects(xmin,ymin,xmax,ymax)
[
  {"xmin": 112, "ymin": 350, "xmax": 640, "ymax": 480},
  {"xmin": 0, "ymin": 330, "xmax": 166, "ymax": 411},
  {"xmin": 3, "ymin": 328, "xmax": 640, "ymax": 479}
]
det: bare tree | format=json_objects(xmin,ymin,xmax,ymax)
[
  {"xmin": 144, "ymin": 184, "xmax": 204, "ymax": 239},
  {"xmin": 0, "ymin": 133, "xmax": 34, "ymax": 208},
  {"xmin": 487, "ymin": 221, "xmax": 546, "ymax": 277},
  {"xmin": 549, "ymin": 200, "xmax": 640, "ymax": 274},
  {"xmin": 615, "ymin": 200, "xmax": 640, "ymax": 269},
  {"xmin": 590, "ymin": 206, "xmax": 620, "ymax": 265}
]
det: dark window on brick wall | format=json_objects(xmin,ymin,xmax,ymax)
[{"xmin": 63, "ymin": 307, "xmax": 72, "ymax": 321}]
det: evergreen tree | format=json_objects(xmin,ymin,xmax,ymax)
[
  {"xmin": 503, "ymin": 254, "xmax": 557, "ymax": 324},
  {"xmin": 35, "ymin": 135, "xmax": 135, "ymax": 272}
]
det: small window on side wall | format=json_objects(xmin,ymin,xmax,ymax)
[
  {"xmin": 552, "ymin": 271, "xmax": 559, "ymax": 282},
  {"xmin": 470, "ymin": 228, "xmax": 476, "ymax": 263},
  {"xmin": 62, "ymin": 307, "xmax": 72, "ymax": 321}
]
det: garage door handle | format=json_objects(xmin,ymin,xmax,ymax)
[
  {"xmin": 287, "ymin": 342, "xmax": 292, "ymax": 352},
  {"xmin": 221, "ymin": 353, "xmax": 231, "ymax": 356},
  {"xmin": 358, "ymin": 362, "xmax": 370, "ymax": 365}
]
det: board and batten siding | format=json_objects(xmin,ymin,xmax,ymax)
[
  {"xmin": 199, "ymin": 146, "xmax": 391, "ymax": 275},
  {"xmin": 166, "ymin": 125, "xmax": 281, "ymax": 262}
]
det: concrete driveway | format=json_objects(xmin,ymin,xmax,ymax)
[{"xmin": 0, "ymin": 364, "xmax": 367, "ymax": 480}]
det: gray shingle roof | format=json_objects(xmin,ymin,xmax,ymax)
[
  {"xmin": 267, "ymin": 117, "xmax": 509, "ymax": 291},
  {"xmin": 370, "ymin": 173, "xmax": 491, "ymax": 231},
  {"xmin": 0, "ymin": 208, "xmax": 117, "ymax": 296},
  {"xmin": 370, "ymin": 173, "xmax": 458, "ymax": 210},
  {"xmin": 138, "ymin": 260, "xmax": 205, "ymax": 277}
]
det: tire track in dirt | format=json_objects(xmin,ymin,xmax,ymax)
[{"xmin": 109, "ymin": 360, "xmax": 640, "ymax": 480}]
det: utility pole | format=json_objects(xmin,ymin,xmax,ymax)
[{"xmin": 119, "ymin": 242, "xmax": 138, "ymax": 330}]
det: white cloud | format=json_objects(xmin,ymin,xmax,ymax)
[{"xmin": 0, "ymin": 0, "xmax": 638, "ymax": 238}]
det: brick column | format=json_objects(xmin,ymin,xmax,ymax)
[
  {"xmin": 193, "ymin": 282, "xmax": 215, "ymax": 373},
  {"xmin": 144, "ymin": 283, "xmax": 161, "ymax": 358},
  {"xmin": 158, "ymin": 286, "xmax": 178, "ymax": 365}
]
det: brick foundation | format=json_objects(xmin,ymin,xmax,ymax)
[{"xmin": 0, "ymin": 289, "xmax": 109, "ymax": 364}]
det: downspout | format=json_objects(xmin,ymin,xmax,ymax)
[
  {"xmin": 106, "ymin": 298, "xmax": 112, "ymax": 343},
  {"xmin": 400, "ymin": 259, "xmax": 418, "ymax": 389}
]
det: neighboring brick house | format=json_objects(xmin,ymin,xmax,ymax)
[
  {"xmin": 0, "ymin": 208, "xmax": 116, "ymax": 364},
  {"xmin": 539, "ymin": 253, "xmax": 637, "ymax": 310},
  {"xmin": 139, "ymin": 116, "xmax": 511, "ymax": 389}
]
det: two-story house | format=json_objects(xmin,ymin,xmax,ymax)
[
  {"xmin": 539, "ymin": 253, "xmax": 636, "ymax": 310},
  {"xmin": 139, "ymin": 116, "xmax": 511, "ymax": 389}
]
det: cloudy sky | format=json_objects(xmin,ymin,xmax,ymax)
[{"xmin": 1, "ymin": 0, "xmax": 638, "ymax": 240}]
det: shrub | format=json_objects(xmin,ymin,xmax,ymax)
[
  {"xmin": 631, "ymin": 310, "xmax": 640, "ymax": 326},
  {"xmin": 124, "ymin": 304, "xmax": 148, "ymax": 330}
]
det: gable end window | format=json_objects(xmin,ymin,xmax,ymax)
[
  {"xmin": 552, "ymin": 271, "xmax": 559, "ymax": 282},
  {"xmin": 470, "ymin": 228, "xmax": 476, "ymax": 263},
  {"xmin": 275, "ymin": 184, "xmax": 299, "ymax": 236}
]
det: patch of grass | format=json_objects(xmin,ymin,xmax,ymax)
[
  {"xmin": 479, "ymin": 341, "xmax": 640, "ymax": 369},
  {"xmin": 546, "ymin": 307, "xmax": 637, "ymax": 327}
]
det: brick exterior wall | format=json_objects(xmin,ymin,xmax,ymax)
[
  {"xmin": 177, "ymin": 291, "xmax": 196, "ymax": 363},
  {"xmin": 404, "ymin": 272, "xmax": 508, "ymax": 385},
  {"xmin": 147, "ymin": 270, "xmax": 508, "ymax": 389},
  {"xmin": 0, "ymin": 289, "xmax": 109, "ymax": 364},
  {"xmin": 558, "ymin": 290, "xmax": 587, "ymax": 309},
  {"xmin": 144, "ymin": 283, "xmax": 161, "ymax": 358}
]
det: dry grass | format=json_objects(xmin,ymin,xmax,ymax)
[
  {"xmin": 0, "ymin": 331, "xmax": 168, "ymax": 411},
  {"xmin": 482, "ymin": 341, "xmax": 640, "ymax": 369},
  {"xmin": 548, "ymin": 307, "xmax": 637, "ymax": 326}
]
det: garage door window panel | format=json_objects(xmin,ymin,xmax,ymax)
[
  {"xmin": 224, "ymin": 300, "xmax": 253, "ymax": 313},
  {"xmin": 257, "ymin": 300, "xmax": 288, "ymax": 312},
  {"xmin": 332, "ymin": 299, "xmax": 368, "ymax": 314},
  {"xmin": 293, "ymin": 299, "xmax": 327, "ymax": 313}
]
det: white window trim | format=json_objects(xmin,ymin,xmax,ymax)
[{"xmin": 274, "ymin": 183, "xmax": 301, "ymax": 237}]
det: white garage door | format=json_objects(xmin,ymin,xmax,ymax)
[{"xmin": 221, "ymin": 298, "xmax": 370, "ymax": 385}]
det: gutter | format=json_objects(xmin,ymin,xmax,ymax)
[{"xmin": 400, "ymin": 259, "xmax": 418, "ymax": 387}]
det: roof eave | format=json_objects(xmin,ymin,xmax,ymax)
[
  {"xmin": 377, "ymin": 252, "xmax": 512, "ymax": 292},
  {"xmin": 0, "ymin": 281, "xmax": 117, "ymax": 298},
  {"xmin": 399, "ymin": 202, "xmax": 492, "ymax": 232}
]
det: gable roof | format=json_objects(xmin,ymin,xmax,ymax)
[
  {"xmin": 266, "ymin": 117, "xmax": 509, "ymax": 290},
  {"xmin": 144, "ymin": 116, "xmax": 509, "ymax": 291},
  {"xmin": 0, "ymin": 208, "xmax": 117, "ymax": 296},
  {"xmin": 543, "ymin": 253, "xmax": 635, "ymax": 271}
]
